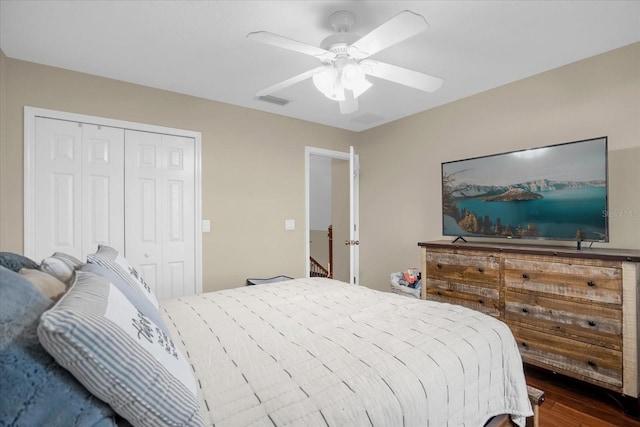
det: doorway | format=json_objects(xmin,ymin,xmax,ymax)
[{"xmin": 305, "ymin": 146, "xmax": 358, "ymax": 284}]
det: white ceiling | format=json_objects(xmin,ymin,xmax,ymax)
[{"xmin": 1, "ymin": 1, "xmax": 639, "ymax": 132}]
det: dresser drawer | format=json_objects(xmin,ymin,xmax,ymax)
[
  {"xmin": 425, "ymin": 252, "xmax": 499, "ymax": 286},
  {"xmin": 425, "ymin": 252, "xmax": 500, "ymax": 317},
  {"xmin": 510, "ymin": 325, "xmax": 623, "ymax": 391},
  {"xmin": 505, "ymin": 290, "xmax": 622, "ymax": 350},
  {"xmin": 425, "ymin": 287, "xmax": 500, "ymax": 317},
  {"xmin": 504, "ymin": 258, "xmax": 622, "ymax": 305}
]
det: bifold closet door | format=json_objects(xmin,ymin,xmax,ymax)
[
  {"xmin": 32, "ymin": 117, "xmax": 124, "ymax": 262},
  {"xmin": 124, "ymin": 130, "xmax": 196, "ymax": 300}
]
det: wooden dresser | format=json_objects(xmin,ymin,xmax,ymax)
[{"xmin": 418, "ymin": 240, "xmax": 640, "ymax": 412}]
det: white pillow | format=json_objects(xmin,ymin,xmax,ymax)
[
  {"xmin": 18, "ymin": 268, "xmax": 67, "ymax": 301},
  {"xmin": 86, "ymin": 244, "xmax": 159, "ymax": 307},
  {"xmin": 37, "ymin": 271, "xmax": 203, "ymax": 427},
  {"xmin": 39, "ymin": 252, "xmax": 83, "ymax": 285}
]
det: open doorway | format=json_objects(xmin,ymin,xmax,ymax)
[
  {"xmin": 305, "ymin": 147, "xmax": 357, "ymax": 284},
  {"xmin": 309, "ymin": 154, "xmax": 332, "ymax": 277}
]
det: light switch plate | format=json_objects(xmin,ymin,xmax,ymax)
[
  {"xmin": 202, "ymin": 219, "xmax": 211, "ymax": 232},
  {"xmin": 285, "ymin": 219, "xmax": 295, "ymax": 230}
]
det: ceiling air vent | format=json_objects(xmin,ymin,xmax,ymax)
[{"xmin": 258, "ymin": 95, "xmax": 290, "ymax": 106}]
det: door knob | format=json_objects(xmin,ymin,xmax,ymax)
[
  {"xmin": 144, "ymin": 253, "xmax": 150, "ymax": 258},
  {"xmin": 344, "ymin": 240, "xmax": 360, "ymax": 246}
]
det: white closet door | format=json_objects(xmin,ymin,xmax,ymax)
[
  {"xmin": 33, "ymin": 118, "xmax": 124, "ymax": 262},
  {"xmin": 125, "ymin": 130, "xmax": 196, "ymax": 300},
  {"xmin": 33, "ymin": 118, "xmax": 83, "ymax": 262},
  {"xmin": 81, "ymin": 124, "xmax": 125, "ymax": 256}
]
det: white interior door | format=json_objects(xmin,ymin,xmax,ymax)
[
  {"xmin": 31, "ymin": 117, "xmax": 124, "ymax": 262},
  {"xmin": 349, "ymin": 146, "xmax": 360, "ymax": 285},
  {"xmin": 305, "ymin": 146, "xmax": 359, "ymax": 285},
  {"xmin": 32, "ymin": 118, "xmax": 83, "ymax": 262},
  {"xmin": 125, "ymin": 130, "xmax": 196, "ymax": 300}
]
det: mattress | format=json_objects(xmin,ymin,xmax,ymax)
[{"xmin": 160, "ymin": 278, "xmax": 532, "ymax": 426}]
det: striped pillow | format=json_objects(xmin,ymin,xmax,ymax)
[
  {"xmin": 78, "ymin": 263, "xmax": 170, "ymax": 335},
  {"xmin": 87, "ymin": 244, "xmax": 159, "ymax": 307},
  {"xmin": 38, "ymin": 271, "xmax": 203, "ymax": 427}
]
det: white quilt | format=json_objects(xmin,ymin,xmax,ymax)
[{"xmin": 160, "ymin": 278, "xmax": 532, "ymax": 427}]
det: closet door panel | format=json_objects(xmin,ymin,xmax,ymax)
[
  {"xmin": 33, "ymin": 118, "xmax": 83, "ymax": 262},
  {"xmin": 32, "ymin": 118, "xmax": 125, "ymax": 262},
  {"xmin": 124, "ymin": 130, "xmax": 196, "ymax": 300},
  {"xmin": 82, "ymin": 124, "xmax": 125, "ymax": 257},
  {"xmin": 88, "ymin": 176, "xmax": 111, "ymax": 245},
  {"xmin": 125, "ymin": 130, "xmax": 163, "ymax": 297},
  {"xmin": 163, "ymin": 135, "xmax": 195, "ymax": 300},
  {"xmin": 52, "ymin": 174, "xmax": 76, "ymax": 247},
  {"xmin": 168, "ymin": 261, "xmax": 186, "ymax": 297},
  {"xmin": 140, "ymin": 179, "xmax": 159, "ymax": 242}
]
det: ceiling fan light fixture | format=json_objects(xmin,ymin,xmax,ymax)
[
  {"xmin": 341, "ymin": 62, "xmax": 364, "ymax": 89},
  {"xmin": 341, "ymin": 61, "xmax": 372, "ymax": 98},
  {"xmin": 312, "ymin": 68, "xmax": 345, "ymax": 101}
]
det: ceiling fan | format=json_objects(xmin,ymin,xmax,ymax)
[{"xmin": 247, "ymin": 10, "xmax": 443, "ymax": 115}]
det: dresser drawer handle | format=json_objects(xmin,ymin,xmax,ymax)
[
  {"xmin": 522, "ymin": 307, "xmax": 529, "ymax": 314},
  {"xmin": 588, "ymin": 320, "xmax": 596, "ymax": 327},
  {"xmin": 437, "ymin": 290, "xmax": 443, "ymax": 296},
  {"xmin": 521, "ymin": 342, "xmax": 529, "ymax": 349},
  {"xmin": 437, "ymin": 263, "xmax": 443, "ymax": 269},
  {"xmin": 522, "ymin": 273, "xmax": 529, "ymax": 279},
  {"xmin": 478, "ymin": 299, "xmax": 484, "ymax": 305},
  {"xmin": 478, "ymin": 267, "xmax": 484, "ymax": 273},
  {"xmin": 587, "ymin": 280, "xmax": 596, "ymax": 287},
  {"xmin": 587, "ymin": 360, "xmax": 597, "ymax": 368}
]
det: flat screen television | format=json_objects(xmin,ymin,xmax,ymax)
[{"xmin": 441, "ymin": 136, "xmax": 608, "ymax": 244}]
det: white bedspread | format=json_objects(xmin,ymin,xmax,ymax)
[{"xmin": 160, "ymin": 278, "xmax": 532, "ymax": 427}]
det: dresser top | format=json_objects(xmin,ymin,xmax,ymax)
[{"xmin": 418, "ymin": 240, "xmax": 640, "ymax": 263}]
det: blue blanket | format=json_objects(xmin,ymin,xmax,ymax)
[{"xmin": 0, "ymin": 266, "xmax": 117, "ymax": 427}]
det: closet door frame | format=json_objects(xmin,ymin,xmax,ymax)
[{"xmin": 23, "ymin": 106, "xmax": 203, "ymax": 295}]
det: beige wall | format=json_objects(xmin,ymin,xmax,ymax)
[
  {"xmin": 0, "ymin": 50, "xmax": 9, "ymax": 246},
  {"xmin": 0, "ymin": 54, "xmax": 353, "ymax": 291},
  {"xmin": 331, "ymin": 158, "xmax": 350, "ymax": 283},
  {"xmin": 309, "ymin": 229, "xmax": 329, "ymax": 271},
  {"xmin": 2, "ymin": 43, "xmax": 638, "ymax": 294},
  {"xmin": 355, "ymin": 42, "xmax": 640, "ymax": 292}
]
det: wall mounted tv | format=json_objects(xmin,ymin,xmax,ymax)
[{"xmin": 441, "ymin": 137, "xmax": 608, "ymax": 243}]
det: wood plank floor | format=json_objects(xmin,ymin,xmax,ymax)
[{"xmin": 524, "ymin": 366, "xmax": 640, "ymax": 427}]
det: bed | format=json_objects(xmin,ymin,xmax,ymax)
[{"xmin": 1, "ymin": 247, "xmax": 533, "ymax": 427}]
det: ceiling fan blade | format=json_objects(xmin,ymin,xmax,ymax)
[
  {"xmin": 247, "ymin": 31, "xmax": 333, "ymax": 59},
  {"xmin": 339, "ymin": 91, "xmax": 359, "ymax": 115},
  {"xmin": 256, "ymin": 66, "xmax": 329, "ymax": 97},
  {"xmin": 349, "ymin": 10, "xmax": 429, "ymax": 58},
  {"xmin": 364, "ymin": 61, "xmax": 443, "ymax": 92}
]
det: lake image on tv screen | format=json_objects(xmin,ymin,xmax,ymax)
[{"xmin": 442, "ymin": 138, "xmax": 608, "ymax": 241}]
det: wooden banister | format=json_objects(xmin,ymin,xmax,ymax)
[{"xmin": 310, "ymin": 256, "xmax": 329, "ymax": 277}]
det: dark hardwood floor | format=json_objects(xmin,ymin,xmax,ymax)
[{"xmin": 524, "ymin": 365, "xmax": 640, "ymax": 427}]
